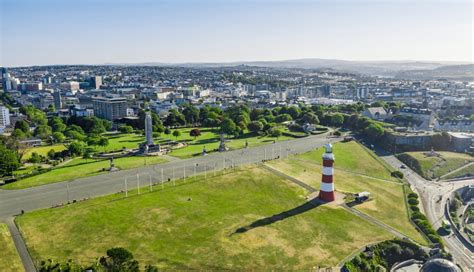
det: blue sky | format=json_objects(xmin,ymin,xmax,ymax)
[{"xmin": 1, "ymin": 0, "xmax": 472, "ymax": 66}]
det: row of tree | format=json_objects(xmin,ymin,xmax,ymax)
[{"xmin": 39, "ymin": 247, "xmax": 157, "ymax": 272}]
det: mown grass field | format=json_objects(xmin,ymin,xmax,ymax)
[
  {"xmin": 3, "ymin": 156, "xmax": 167, "ymax": 190},
  {"xmin": 443, "ymin": 163, "xmax": 474, "ymax": 180},
  {"xmin": 266, "ymin": 141, "xmax": 426, "ymax": 244},
  {"xmin": 16, "ymin": 166, "xmax": 392, "ymax": 270},
  {"xmin": 21, "ymin": 144, "xmax": 66, "ymax": 161},
  {"xmin": 295, "ymin": 141, "xmax": 396, "ymax": 181},
  {"xmin": 396, "ymin": 151, "xmax": 473, "ymax": 180},
  {"xmin": 158, "ymin": 127, "xmax": 295, "ymax": 158},
  {"xmin": 0, "ymin": 224, "xmax": 23, "ymax": 272},
  {"xmin": 97, "ymin": 128, "xmax": 298, "ymax": 158}
]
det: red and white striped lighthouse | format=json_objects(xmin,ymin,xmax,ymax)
[{"xmin": 318, "ymin": 143, "xmax": 335, "ymax": 202}]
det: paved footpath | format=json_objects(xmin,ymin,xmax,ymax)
[
  {"xmin": 0, "ymin": 134, "xmax": 338, "ymax": 271},
  {"xmin": 0, "ymin": 133, "xmax": 339, "ymax": 219},
  {"xmin": 5, "ymin": 217, "xmax": 36, "ymax": 272}
]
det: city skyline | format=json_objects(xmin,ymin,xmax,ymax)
[{"xmin": 1, "ymin": 0, "xmax": 473, "ymax": 67}]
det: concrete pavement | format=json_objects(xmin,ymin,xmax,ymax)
[{"xmin": 5, "ymin": 217, "xmax": 36, "ymax": 272}]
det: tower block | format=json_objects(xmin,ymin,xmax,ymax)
[{"xmin": 318, "ymin": 143, "xmax": 335, "ymax": 202}]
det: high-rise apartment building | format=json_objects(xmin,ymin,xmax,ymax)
[
  {"xmin": 0, "ymin": 105, "xmax": 11, "ymax": 133},
  {"xmin": 92, "ymin": 97, "xmax": 127, "ymax": 121}
]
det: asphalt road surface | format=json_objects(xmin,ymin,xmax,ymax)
[
  {"xmin": 0, "ymin": 133, "xmax": 339, "ymax": 219},
  {"xmin": 381, "ymin": 154, "xmax": 474, "ymax": 272}
]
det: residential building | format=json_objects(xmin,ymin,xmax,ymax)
[
  {"xmin": 362, "ymin": 107, "xmax": 388, "ymax": 121},
  {"xmin": 0, "ymin": 105, "xmax": 11, "ymax": 133},
  {"xmin": 92, "ymin": 96, "xmax": 127, "ymax": 120}
]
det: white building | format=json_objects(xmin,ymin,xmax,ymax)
[
  {"xmin": 356, "ymin": 87, "xmax": 369, "ymax": 99},
  {"xmin": 60, "ymin": 81, "xmax": 80, "ymax": 91},
  {"xmin": 362, "ymin": 107, "xmax": 388, "ymax": 121},
  {"xmin": 0, "ymin": 105, "xmax": 11, "ymax": 133}
]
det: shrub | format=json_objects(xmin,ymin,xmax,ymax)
[
  {"xmin": 408, "ymin": 198, "xmax": 419, "ymax": 205},
  {"xmin": 391, "ymin": 170, "xmax": 404, "ymax": 179},
  {"xmin": 408, "ymin": 193, "xmax": 418, "ymax": 199}
]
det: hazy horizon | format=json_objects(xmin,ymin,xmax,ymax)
[{"xmin": 1, "ymin": 0, "xmax": 473, "ymax": 67}]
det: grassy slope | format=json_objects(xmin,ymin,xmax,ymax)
[
  {"xmin": 21, "ymin": 144, "xmax": 66, "ymax": 161},
  {"xmin": 443, "ymin": 163, "xmax": 474, "ymax": 180},
  {"xmin": 3, "ymin": 156, "xmax": 167, "ymax": 190},
  {"xmin": 296, "ymin": 141, "xmax": 396, "ymax": 181},
  {"xmin": 266, "ymin": 142, "xmax": 426, "ymax": 244},
  {"xmin": 397, "ymin": 151, "xmax": 473, "ymax": 180},
  {"xmin": 0, "ymin": 224, "xmax": 23, "ymax": 272},
  {"xmin": 16, "ymin": 167, "xmax": 392, "ymax": 270}
]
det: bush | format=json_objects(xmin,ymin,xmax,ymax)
[
  {"xmin": 408, "ymin": 198, "xmax": 419, "ymax": 205},
  {"xmin": 410, "ymin": 205, "xmax": 420, "ymax": 212},
  {"xmin": 391, "ymin": 170, "xmax": 404, "ymax": 179},
  {"xmin": 408, "ymin": 193, "xmax": 418, "ymax": 199},
  {"xmin": 333, "ymin": 130, "xmax": 342, "ymax": 136}
]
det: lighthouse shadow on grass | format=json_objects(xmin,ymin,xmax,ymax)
[{"xmin": 232, "ymin": 197, "xmax": 326, "ymax": 235}]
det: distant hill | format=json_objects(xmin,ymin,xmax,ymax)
[
  {"xmin": 394, "ymin": 64, "xmax": 474, "ymax": 81},
  {"xmin": 115, "ymin": 58, "xmax": 471, "ymax": 78}
]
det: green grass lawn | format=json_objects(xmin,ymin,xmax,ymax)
[
  {"xmin": 443, "ymin": 163, "xmax": 474, "ymax": 180},
  {"xmin": 99, "ymin": 133, "xmax": 145, "ymax": 152},
  {"xmin": 16, "ymin": 166, "xmax": 392, "ymax": 270},
  {"xmin": 100, "ymin": 128, "xmax": 297, "ymax": 159},
  {"xmin": 158, "ymin": 127, "xmax": 294, "ymax": 158},
  {"xmin": 397, "ymin": 151, "xmax": 473, "ymax": 180},
  {"xmin": 0, "ymin": 224, "xmax": 23, "ymax": 272},
  {"xmin": 3, "ymin": 156, "xmax": 167, "ymax": 190},
  {"xmin": 21, "ymin": 144, "xmax": 66, "ymax": 161},
  {"xmin": 295, "ymin": 141, "xmax": 396, "ymax": 181},
  {"xmin": 266, "ymin": 142, "xmax": 426, "ymax": 244}
]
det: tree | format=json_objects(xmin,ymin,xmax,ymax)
[
  {"xmin": 164, "ymin": 109, "xmax": 186, "ymax": 127},
  {"xmin": 275, "ymin": 114, "xmax": 292, "ymax": 123},
  {"xmin": 82, "ymin": 149, "xmax": 92, "ymax": 161},
  {"xmin": 287, "ymin": 106, "xmax": 301, "ymax": 119},
  {"xmin": 47, "ymin": 149, "xmax": 56, "ymax": 160},
  {"xmin": 28, "ymin": 152, "xmax": 42, "ymax": 163},
  {"xmin": 330, "ymin": 113, "xmax": 344, "ymax": 127},
  {"xmin": 49, "ymin": 117, "xmax": 66, "ymax": 133},
  {"xmin": 34, "ymin": 125, "xmax": 53, "ymax": 139},
  {"xmin": 182, "ymin": 104, "xmax": 200, "ymax": 125},
  {"xmin": 364, "ymin": 123, "xmax": 385, "ymax": 142},
  {"xmin": 202, "ymin": 117, "xmax": 219, "ymax": 128},
  {"xmin": 189, "ymin": 128, "xmax": 201, "ymax": 139},
  {"xmin": 14, "ymin": 120, "xmax": 30, "ymax": 133},
  {"xmin": 0, "ymin": 144, "xmax": 20, "ymax": 176},
  {"xmin": 65, "ymin": 130, "xmax": 86, "ymax": 141},
  {"xmin": 99, "ymin": 247, "xmax": 139, "ymax": 272},
  {"xmin": 98, "ymin": 137, "xmax": 109, "ymax": 151},
  {"xmin": 172, "ymin": 130, "xmax": 181, "ymax": 140},
  {"xmin": 68, "ymin": 141, "xmax": 86, "ymax": 156},
  {"xmin": 52, "ymin": 132, "xmax": 66, "ymax": 143},
  {"xmin": 164, "ymin": 127, "xmax": 171, "ymax": 135},
  {"xmin": 220, "ymin": 118, "xmax": 237, "ymax": 137},
  {"xmin": 119, "ymin": 125, "xmax": 134, "ymax": 134},
  {"xmin": 21, "ymin": 105, "xmax": 47, "ymax": 125},
  {"xmin": 12, "ymin": 128, "xmax": 27, "ymax": 139},
  {"xmin": 271, "ymin": 128, "xmax": 282, "ymax": 139},
  {"xmin": 299, "ymin": 112, "xmax": 319, "ymax": 125},
  {"xmin": 248, "ymin": 121, "xmax": 263, "ymax": 134},
  {"xmin": 250, "ymin": 108, "xmax": 264, "ymax": 121}
]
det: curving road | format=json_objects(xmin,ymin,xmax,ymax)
[
  {"xmin": 3, "ymin": 133, "xmax": 471, "ymax": 271},
  {"xmin": 381, "ymin": 155, "xmax": 474, "ymax": 272}
]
